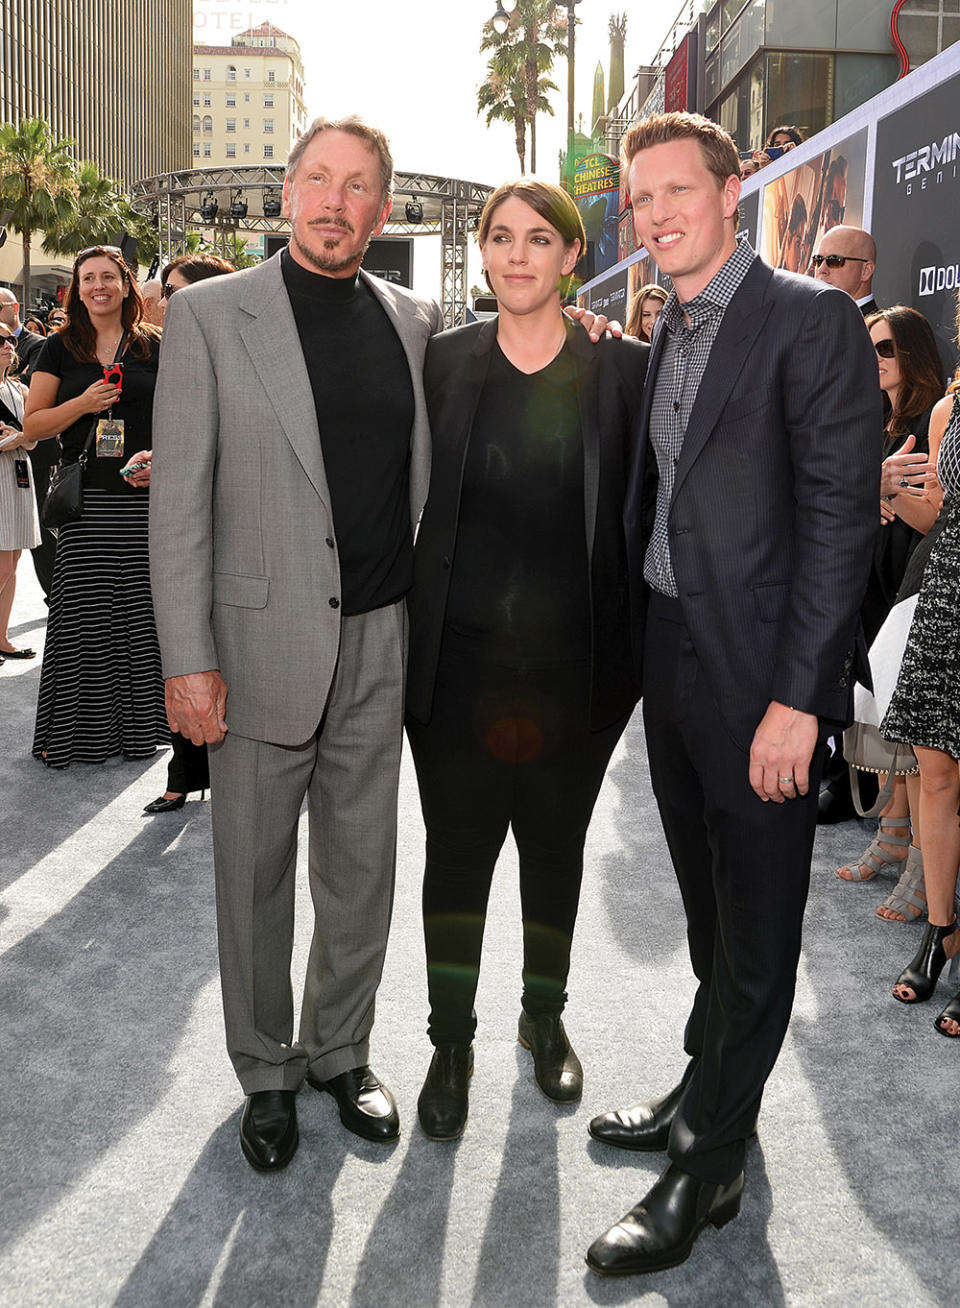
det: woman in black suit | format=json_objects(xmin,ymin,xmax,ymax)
[{"xmin": 405, "ymin": 181, "xmax": 647, "ymax": 1139}]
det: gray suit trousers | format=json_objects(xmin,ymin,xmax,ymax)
[{"xmin": 208, "ymin": 600, "xmax": 407, "ymax": 1094}]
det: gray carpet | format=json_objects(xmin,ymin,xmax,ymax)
[{"xmin": 1, "ymin": 564, "xmax": 957, "ymax": 1308}]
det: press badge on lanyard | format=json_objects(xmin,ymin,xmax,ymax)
[
  {"xmin": 95, "ymin": 417, "xmax": 124, "ymax": 457},
  {"xmin": 95, "ymin": 357, "xmax": 125, "ymax": 457}
]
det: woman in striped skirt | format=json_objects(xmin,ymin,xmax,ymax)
[{"xmin": 23, "ymin": 246, "xmax": 168, "ymax": 768}]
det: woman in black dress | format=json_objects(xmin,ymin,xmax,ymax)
[
  {"xmin": 836, "ymin": 307, "xmax": 943, "ymax": 917},
  {"xmin": 24, "ymin": 246, "xmax": 167, "ymax": 768},
  {"xmin": 405, "ymin": 181, "xmax": 647, "ymax": 1138}
]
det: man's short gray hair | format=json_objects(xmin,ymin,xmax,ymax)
[{"xmin": 285, "ymin": 115, "xmax": 394, "ymax": 201}]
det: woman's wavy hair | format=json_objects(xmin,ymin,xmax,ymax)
[
  {"xmin": 866, "ymin": 306, "xmax": 945, "ymax": 433},
  {"xmin": 60, "ymin": 246, "xmax": 159, "ymax": 363}
]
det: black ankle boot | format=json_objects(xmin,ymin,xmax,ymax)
[
  {"xmin": 417, "ymin": 1044, "xmax": 473, "ymax": 1140},
  {"xmin": 517, "ymin": 1011, "xmax": 582, "ymax": 1102},
  {"xmin": 894, "ymin": 920, "xmax": 958, "ymax": 1003}
]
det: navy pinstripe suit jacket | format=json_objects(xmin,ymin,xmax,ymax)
[{"xmin": 624, "ymin": 256, "xmax": 881, "ymax": 749}]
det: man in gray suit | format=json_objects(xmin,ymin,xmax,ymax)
[{"xmin": 150, "ymin": 116, "xmax": 443, "ymax": 1171}]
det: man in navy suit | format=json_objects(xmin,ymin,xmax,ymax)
[{"xmin": 586, "ymin": 113, "xmax": 879, "ymax": 1276}]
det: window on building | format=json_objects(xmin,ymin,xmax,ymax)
[
  {"xmin": 226, "ymin": 119, "xmax": 236, "ymax": 133},
  {"xmin": 226, "ymin": 93, "xmax": 236, "ymax": 107},
  {"xmin": 264, "ymin": 119, "xmax": 274, "ymax": 133},
  {"xmin": 264, "ymin": 145, "xmax": 274, "ymax": 159},
  {"xmin": 202, "ymin": 115, "xmax": 213, "ymax": 134},
  {"xmin": 244, "ymin": 93, "xmax": 250, "ymax": 102},
  {"xmin": 193, "ymin": 93, "xmax": 200, "ymax": 107},
  {"xmin": 193, "ymin": 114, "xmax": 200, "ymax": 133},
  {"xmin": 193, "ymin": 68, "xmax": 200, "ymax": 80},
  {"xmin": 264, "ymin": 94, "xmax": 274, "ymax": 107},
  {"xmin": 243, "ymin": 119, "xmax": 250, "ymax": 129},
  {"xmin": 203, "ymin": 143, "xmax": 211, "ymax": 157},
  {"xmin": 226, "ymin": 143, "xmax": 236, "ymax": 158},
  {"xmin": 227, "ymin": 65, "xmax": 236, "ymax": 81},
  {"xmin": 203, "ymin": 68, "xmax": 211, "ymax": 80},
  {"xmin": 244, "ymin": 144, "xmax": 250, "ymax": 154},
  {"xmin": 763, "ymin": 50, "xmax": 834, "ymax": 141},
  {"xmin": 193, "ymin": 143, "xmax": 201, "ymax": 157},
  {"xmin": 244, "ymin": 68, "xmax": 251, "ymax": 79},
  {"xmin": 267, "ymin": 70, "xmax": 275, "ymax": 83}
]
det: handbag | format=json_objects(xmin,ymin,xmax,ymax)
[
  {"xmin": 41, "ymin": 423, "xmax": 95, "ymax": 530},
  {"xmin": 842, "ymin": 722, "xmax": 917, "ymax": 819}
]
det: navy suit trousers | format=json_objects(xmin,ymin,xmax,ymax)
[{"xmin": 643, "ymin": 591, "xmax": 825, "ymax": 1184}]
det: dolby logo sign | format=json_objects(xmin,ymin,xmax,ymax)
[{"xmin": 918, "ymin": 263, "xmax": 960, "ymax": 296}]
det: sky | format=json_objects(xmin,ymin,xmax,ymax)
[{"xmin": 192, "ymin": 0, "xmax": 678, "ymax": 294}]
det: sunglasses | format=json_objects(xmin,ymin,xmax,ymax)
[
  {"xmin": 0, "ymin": 335, "xmax": 15, "ymax": 348},
  {"xmin": 811, "ymin": 253, "xmax": 869, "ymax": 269},
  {"xmin": 874, "ymin": 339, "xmax": 897, "ymax": 358}
]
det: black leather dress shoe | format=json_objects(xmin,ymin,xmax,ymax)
[
  {"xmin": 239, "ymin": 1089, "xmax": 298, "ymax": 1172},
  {"xmin": 307, "ymin": 1065, "xmax": 399, "ymax": 1142},
  {"xmin": 588, "ymin": 1081, "xmax": 685, "ymax": 1151},
  {"xmin": 418, "ymin": 1044, "xmax": 474, "ymax": 1140},
  {"xmin": 517, "ymin": 1011, "xmax": 582, "ymax": 1101},
  {"xmin": 586, "ymin": 1162, "xmax": 744, "ymax": 1276}
]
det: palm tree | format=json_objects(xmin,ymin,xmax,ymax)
[
  {"xmin": 41, "ymin": 161, "xmax": 127, "ymax": 259},
  {"xmin": 479, "ymin": 0, "xmax": 567, "ymax": 175},
  {"xmin": 0, "ymin": 118, "xmax": 78, "ymax": 306},
  {"xmin": 478, "ymin": 64, "xmax": 530, "ymax": 174}
]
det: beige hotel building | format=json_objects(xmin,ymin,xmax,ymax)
[{"xmin": 193, "ymin": 23, "xmax": 307, "ymax": 168}]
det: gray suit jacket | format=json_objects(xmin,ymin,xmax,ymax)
[{"xmin": 149, "ymin": 253, "xmax": 442, "ymax": 745}]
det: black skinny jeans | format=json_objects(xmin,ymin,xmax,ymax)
[{"xmin": 406, "ymin": 642, "xmax": 628, "ymax": 1046}]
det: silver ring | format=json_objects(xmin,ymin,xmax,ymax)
[
  {"xmin": 778, "ymin": 775, "xmax": 794, "ymax": 784},
  {"xmin": 899, "ymin": 477, "xmax": 910, "ymax": 488}
]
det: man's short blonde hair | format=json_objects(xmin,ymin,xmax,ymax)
[{"xmin": 621, "ymin": 111, "xmax": 740, "ymax": 192}]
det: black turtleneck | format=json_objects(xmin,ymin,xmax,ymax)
[{"xmin": 281, "ymin": 248, "xmax": 415, "ymax": 615}]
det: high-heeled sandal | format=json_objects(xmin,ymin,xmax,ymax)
[
  {"xmin": 876, "ymin": 845, "xmax": 926, "ymax": 921},
  {"xmin": 934, "ymin": 989, "xmax": 960, "ymax": 1037},
  {"xmin": 836, "ymin": 817, "xmax": 911, "ymax": 881},
  {"xmin": 893, "ymin": 920, "xmax": 959, "ymax": 1004}
]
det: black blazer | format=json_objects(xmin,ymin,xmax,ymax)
[
  {"xmin": 406, "ymin": 317, "xmax": 648, "ymax": 731},
  {"xmin": 624, "ymin": 257, "xmax": 881, "ymax": 747}
]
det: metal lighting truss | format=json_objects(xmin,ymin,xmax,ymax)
[{"xmin": 130, "ymin": 167, "xmax": 493, "ymax": 327}]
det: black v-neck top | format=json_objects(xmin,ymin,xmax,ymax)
[{"xmin": 444, "ymin": 341, "xmax": 590, "ymax": 665}]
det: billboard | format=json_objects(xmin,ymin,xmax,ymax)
[
  {"xmin": 363, "ymin": 237, "xmax": 413, "ymax": 289},
  {"xmin": 573, "ymin": 152, "xmax": 620, "ymax": 279},
  {"xmin": 872, "ymin": 68, "xmax": 960, "ymax": 363},
  {"xmin": 760, "ymin": 129, "xmax": 868, "ymax": 273}
]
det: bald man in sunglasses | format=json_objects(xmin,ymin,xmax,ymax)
[{"xmin": 812, "ymin": 225, "xmax": 878, "ymax": 317}]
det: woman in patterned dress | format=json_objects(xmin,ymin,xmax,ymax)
[{"xmin": 882, "ymin": 293, "xmax": 960, "ymax": 1034}]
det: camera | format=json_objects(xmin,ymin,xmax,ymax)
[
  {"xmin": 103, "ymin": 362, "xmax": 124, "ymax": 392},
  {"xmin": 765, "ymin": 146, "xmax": 785, "ymax": 161}
]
